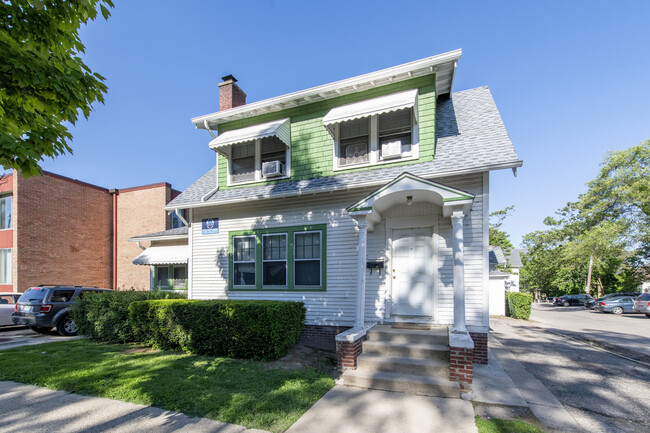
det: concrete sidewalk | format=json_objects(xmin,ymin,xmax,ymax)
[{"xmin": 0, "ymin": 381, "xmax": 268, "ymax": 433}]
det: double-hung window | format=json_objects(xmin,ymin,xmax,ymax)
[
  {"xmin": 0, "ymin": 195, "xmax": 11, "ymax": 230},
  {"xmin": 209, "ymin": 118, "xmax": 291, "ymax": 186},
  {"xmin": 233, "ymin": 235, "xmax": 257, "ymax": 287},
  {"xmin": 323, "ymin": 89, "xmax": 419, "ymax": 170},
  {"xmin": 229, "ymin": 225, "xmax": 326, "ymax": 290},
  {"xmin": 0, "ymin": 248, "xmax": 11, "ymax": 284}
]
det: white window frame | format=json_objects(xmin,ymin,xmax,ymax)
[
  {"xmin": 262, "ymin": 233, "xmax": 288, "ymax": 287},
  {"xmin": 232, "ymin": 235, "xmax": 257, "ymax": 287},
  {"xmin": 0, "ymin": 195, "xmax": 11, "ymax": 231},
  {"xmin": 293, "ymin": 230, "xmax": 322, "ymax": 288},
  {"xmin": 226, "ymin": 139, "xmax": 291, "ymax": 186},
  {"xmin": 0, "ymin": 248, "xmax": 11, "ymax": 285},
  {"xmin": 332, "ymin": 109, "xmax": 419, "ymax": 171}
]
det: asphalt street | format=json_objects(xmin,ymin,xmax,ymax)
[
  {"xmin": 491, "ymin": 316, "xmax": 650, "ymax": 433},
  {"xmin": 529, "ymin": 302, "xmax": 650, "ymax": 359}
]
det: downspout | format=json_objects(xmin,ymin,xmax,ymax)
[
  {"xmin": 109, "ymin": 189, "xmax": 119, "ymax": 289},
  {"xmin": 174, "ymin": 208, "xmax": 188, "ymax": 227}
]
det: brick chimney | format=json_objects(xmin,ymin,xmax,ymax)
[{"xmin": 218, "ymin": 74, "xmax": 247, "ymax": 110}]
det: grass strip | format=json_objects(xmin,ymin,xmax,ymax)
[
  {"xmin": 0, "ymin": 340, "xmax": 334, "ymax": 433},
  {"xmin": 475, "ymin": 416, "xmax": 545, "ymax": 433}
]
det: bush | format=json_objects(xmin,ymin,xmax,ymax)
[
  {"xmin": 505, "ymin": 292, "xmax": 533, "ymax": 320},
  {"xmin": 71, "ymin": 290, "xmax": 187, "ymax": 342},
  {"xmin": 128, "ymin": 299, "xmax": 305, "ymax": 360}
]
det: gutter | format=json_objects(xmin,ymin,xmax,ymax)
[{"xmin": 164, "ymin": 159, "xmax": 523, "ymax": 211}]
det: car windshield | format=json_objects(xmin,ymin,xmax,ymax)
[{"xmin": 17, "ymin": 288, "xmax": 47, "ymax": 303}]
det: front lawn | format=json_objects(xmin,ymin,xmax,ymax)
[
  {"xmin": 475, "ymin": 416, "xmax": 545, "ymax": 433},
  {"xmin": 0, "ymin": 340, "xmax": 334, "ymax": 433}
]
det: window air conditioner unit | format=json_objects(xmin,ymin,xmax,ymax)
[
  {"xmin": 262, "ymin": 160, "xmax": 285, "ymax": 178},
  {"xmin": 381, "ymin": 140, "xmax": 402, "ymax": 159}
]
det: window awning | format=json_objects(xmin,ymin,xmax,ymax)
[
  {"xmin": 209, "ymin": 118, "xmax": 291, "ymax": 154},
  {"xmin": 132, "ymin": 245, "xmax": 188, "ymax": 266},
  {"xmin": 322, "ymin": 89, "xmax": 418, "ymax": 136}
]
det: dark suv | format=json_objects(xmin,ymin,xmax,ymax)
[{"xmin": 12, "ymin": 285, "xmax": 112, "ymax": 336}]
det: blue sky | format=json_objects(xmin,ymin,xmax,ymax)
[{"xmin": 38, "ymin": 0, "xmax": 650, "ymax": 246}]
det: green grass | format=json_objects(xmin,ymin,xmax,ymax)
[
  {"xmin": 475, "ymin": 416, "xmax": 545, "ymax": 433},
  {"xmin": 0, "ymin": 340, "xmax": 334, "ymax": 433}
]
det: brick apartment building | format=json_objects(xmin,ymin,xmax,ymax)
[{"xmin": 0, "ymin": 170, "xmax": 182, "ymax": 293}]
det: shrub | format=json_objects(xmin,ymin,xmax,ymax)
[
  {"xmin": 128, "ymin": 299, "xmax": 305, "ymax": 360},
  {"xmin": 71, "ymin": 290, "xmax": 187, "ymax": 342},
  {"xmin": 505, "ymin": 292, "xmax": 533, "ymax": 320}
]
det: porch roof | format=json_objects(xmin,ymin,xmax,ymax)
[{"xmin": 166, "ymin": 86, "xmax": 522, "ymax": 210}]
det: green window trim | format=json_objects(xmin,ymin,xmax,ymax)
[
  {"xmin": 153, "ymin": 264, "xmax": 188, "ymax": 291},
  {"xmin": 228, "ymin": 224, "xmax": 327, "ymax": 292}
]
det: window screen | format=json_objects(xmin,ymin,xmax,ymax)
[
  {"xmin": 379, "ymin": 108, "xmax": 412, "ymax": 157},
  {"xmin": 231, "ymin": 142, "xmax": 256, "ymax": 182},
  {"xmin": 263, "ymin": 234, "xmax": 287, "ymax": 286},
  {"xmin": 339, "ymin": 118, "xmax": 369, "ymax": 166},
  {"xmin": 233, "ymin": 236, "xmax": 256, "ymax": 286}
]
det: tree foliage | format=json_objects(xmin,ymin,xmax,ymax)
[
  {"xmin": 0, "ymin": 0, "xmax": 113, "ymax": 176},
  {"xmin": 521, "ymin": 140, "xmax": 649, "ymax": 297},
  {"xmin": 489, "ymin": 205, "xmax": 515, "ymax": 252}
]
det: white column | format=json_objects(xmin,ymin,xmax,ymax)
[
  {"xmin": 451, "ymin": 210, "xmax": 467, "ymax": 333},
  {"xmin": 355, "ymin": 216, "xmax": 368, "ymax": 329}
]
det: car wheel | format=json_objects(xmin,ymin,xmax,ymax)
[
  {"xmin": 56, "ymin": 316, "xmax": 78, "ymax": 336},
  {"xmin": 645, "ymin": 313, "xmax": 650, "ymax": 318},
  {"xmin": 563, "ymin": 301, "xmax": 570, "ymax": 307},
  {"xmin": 29, "ymin": 326, "xmax": 52, "ymax": 334},
  {"xmin": 612, "ymin": 307, "xmax": 623, "ymax": 315}
]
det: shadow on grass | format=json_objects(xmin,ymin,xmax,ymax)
[{"xmin": 0, "ymin": 340, "xmax": 334, "ymax": 433}]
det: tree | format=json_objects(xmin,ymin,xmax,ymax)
[
  {"xmin": 0, "ymin": 0, "xmax": 114, "ymax": 176},
  {"xmin": 489, "ymin": 205, "xmax": 515, "ymax": 252}
]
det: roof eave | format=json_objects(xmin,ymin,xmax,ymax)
[
  {"xmin": 192, "ymin": 49, "xmax": 462, "ymax": 129},
  {"xmin": 164, "ymin": 159, "xmax": 522, "ymax": 211}
]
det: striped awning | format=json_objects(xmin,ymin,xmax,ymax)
[
  {"xmin": 209, "ymin": 118, "xmax": 291, "ymax": 154},
  {"xmin": 132, "ymin": 245, "xmax": 188, "ymax": 266},
  {"xmin": 322, "ymin": 89, "xmax": 418, "ymax": 135}
]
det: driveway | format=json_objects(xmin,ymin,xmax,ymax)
[
  {"xmin": 0, "ymin": 327, "xmax": 80, "ymax": 350},
  {"xmin": 529, "ymin": 302, "xmax": 650, "ymax": 359},
  {"xmin": 491, "ymin": 316, "xmax": 650, "ymax": 433}
]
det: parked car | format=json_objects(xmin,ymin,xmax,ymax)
[
  {"xmin": 0, "ymin": 293, "xmax": 21, "ymax": 326},
  {"xmin": 594, "ymin": 296, "xmax": 638, "ymax": 314},
  {"xmin": 554, "ymin": 294, "xmax": 594, "ymax": 307},
  {"xmin": 633, "ymin": 293, "xmax": 650, "ymax": 318},
  {"xmin": 12, "ymin": 285, "xmax": 112, "ymax": 336},
  {"xmin": 585, "ymin": 292, "xmax": 641, "ymax": 309}
]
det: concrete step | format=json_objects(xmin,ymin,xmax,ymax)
[
  {"xmin": 362, "ymin": 340, "xmax": 449, "ymax": 361},
  {"xmin": 342, "ymin": 369, "xmax": 460, "ymax": 398},
  {"xmin": 356, "ymin": 353, "xmax": 449, "ymax": 377},
  {"xmin": 367, "ymin": 325, "xmax": 448, "ymax": 345}
]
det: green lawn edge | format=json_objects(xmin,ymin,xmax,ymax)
[
  {"xmin": 0, "ymin": 340, "xmax": 334, "ymax": 433},
  {"xmin": 475, "ymin": 415, "xmax": 546, "ymax": 433}
]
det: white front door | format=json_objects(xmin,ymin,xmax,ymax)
[{"xmin": 391, "ymin": 227, "xmax": 433, "ymax": 316}]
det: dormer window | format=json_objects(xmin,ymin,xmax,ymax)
[
  {"xmin": 323, "ymin": 90, "xmax": 419, "ymax": 170},
  {"xmin": 209, "ymin": 118, "xmax": 291, "ymax": 185}
]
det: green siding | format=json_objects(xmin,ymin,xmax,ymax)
[{"xmin": 217, "ymin": 75, "xmax": 437, "ymax": 190}]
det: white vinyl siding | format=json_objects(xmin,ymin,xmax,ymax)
[{"xmin": 189, "ymin": 172, "xmax": 487, "ymax": 329}]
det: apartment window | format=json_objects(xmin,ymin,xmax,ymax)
[
  {"xmin": 155, "ymin": 264, "xmax": 187, "ymax": 290},
  {"xmin": 229, "ymin": 225, "xmax": 326, "ymax": 290},
  {"xmin": 233, "ymin": 235, "xmax": 257, "ymax": 287},
  {"xmin": 227, "ymin": 136, "xmax": 290, "ymax": 185},
  {"xmin": 0, "ymin": 195, "xmax": 11, "ymax": 230},
  {"xmin": 0, "ymin": 249, "xmax": 11, "ymax": 285},
  {"xmin": 379, "ymin": 109, "xmax": 413, "ymax": 159},
  {"xmin": 231, "ymin": 141, "xmax": 256, "ymax": 183}
]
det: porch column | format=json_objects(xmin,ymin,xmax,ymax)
[
  {"xmin": 355, "ymin": 216, "xmax": 368, "ymax": 329},
  {"xmin": 451, "ymin": 210, "xmax": 467, "ymax": 333}
]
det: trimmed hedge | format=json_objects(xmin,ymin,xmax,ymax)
[
  {"xmin": 71, "ymin": 290, "xmax": 187, "ymax": 342},
  {"xmin": 505, "ymin": 292, "xmax": 533, "ymax": 320},
  {"xmin": 128, "ymin": 299, "xmax": 305, "ymax": 360}
]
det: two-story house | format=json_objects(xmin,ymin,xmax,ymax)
[{"xmin": 164, "ymin": 49, "xmax": 521, "ymax": 390}]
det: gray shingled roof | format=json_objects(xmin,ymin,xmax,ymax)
[
  {"xmin": 489, "ymin": 246, "xmax": 507, "ymax": 266},
  {"xmin": 129, "ymin": 226, "xmax": 188, "ymax": 241},
  {"xmin": 166, "ymin": 86, "xmax": 521, "ymax": 210},
  {"xmin": 506, "ymin": 248, "xmax": 526, "ymax": 268}
]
